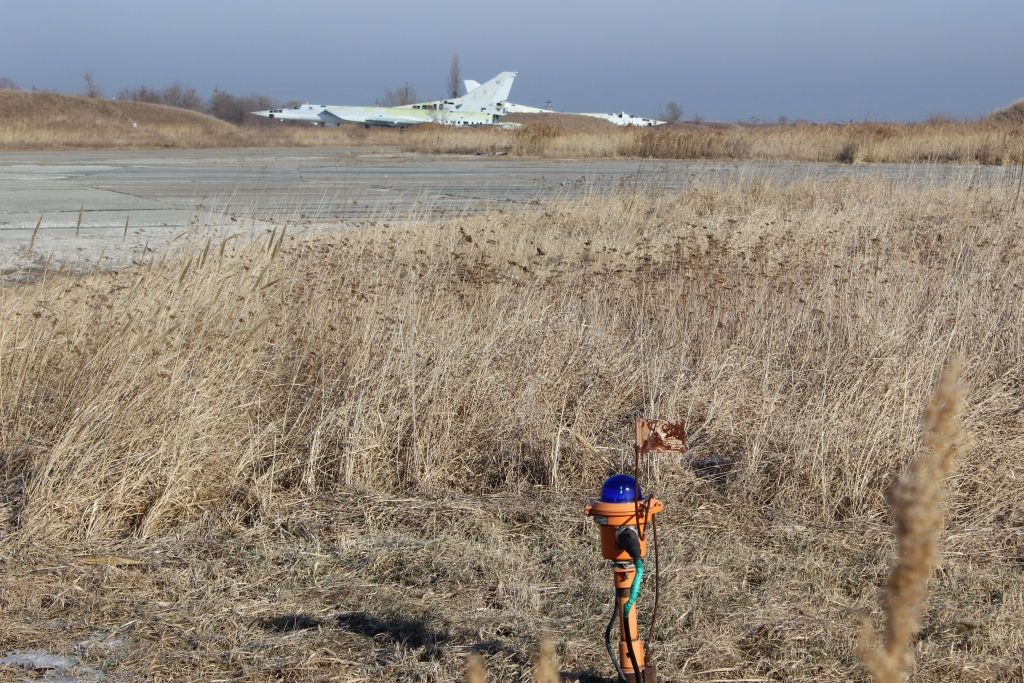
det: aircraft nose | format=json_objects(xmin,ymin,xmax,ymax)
[{"xmin": 252, "ymin": 110, "xmax": 270, "ymax": 118}]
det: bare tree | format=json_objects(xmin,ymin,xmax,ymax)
[
  {"xmin": 208, "ymin": 89, "xmax": 279, "ymax": 126},
  {"xmin": 446, "ymin": 54, "xmax": 461, "ymax": 99},
  {"xmin": 117, "ymin": 85, "xmax": 161, "ymax": 104},
  {"xmin": 662, "ymin": 100, "xmax": 683, "ymax": 123},
  {"xmin": 161, "ymin": 82, "xmax": 204, "ymax": 111},
  {"xmin": 116, "ymin": 82, "xmax": 204, "ymax": 111},
  {"xmin": 378, "ymin": 84, "xmax": 419, "ymax": 107},
  {"xmin": 0, "ymin": 77, "xmax": 19, "ymax": 90},
  {"xmin": 80, "ymin": 70, "xmax": 102, "ymax": 98},
  {"xmin": 207, "ymin": 89, "xmax": 240, "ymax": 123}
]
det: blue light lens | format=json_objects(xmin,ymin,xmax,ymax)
[{"xmin": 601, "ymin": 474, "xmax": 641, "ymax": 503}]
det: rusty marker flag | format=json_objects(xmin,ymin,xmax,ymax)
[{"xmin": 635, "ymin": 418, "xmax": 687, "ymax": 455}]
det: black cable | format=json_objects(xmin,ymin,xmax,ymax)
[
  {"xmin": 605, "ymin": 598, "xmax": 626, "ymax": 683},
  {"xmin": 616, "ymin": 526, "xmax": 642, "ymax": 561}
]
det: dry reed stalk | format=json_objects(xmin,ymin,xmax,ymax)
[
  {"xmin": 860, "ymin": 359, "xmax": 976, "ymax": 683},
  {"xmin": 466, "ymin": 655, "xmax": 486, "ymax": 683},
  {"xmin": 534, "ymin": 640, "xmax": 559, "ymax": 683},
  {"xmin": 25, "ymin": 214, "xmax": 42, "ymax": 257}
]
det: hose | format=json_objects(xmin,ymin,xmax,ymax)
[
  {"xmin": 623, "ymin": 558, "xmax": 644, "ymax": 615},
  {"xmin": 605, "ymin": 598, "xmax": 626, "ymax": 683}
]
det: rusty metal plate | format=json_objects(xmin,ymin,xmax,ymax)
[{"xmin": 635, "ymin": 418, "xmax": 686, "ymax": 455}]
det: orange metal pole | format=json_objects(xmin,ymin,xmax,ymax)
[{"xmin": 614, "ymin": 563, "xmax": 645, "ymax": 680}]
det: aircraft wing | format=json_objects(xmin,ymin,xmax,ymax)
[{"xmin": 323, "ymin": 106, "xmax": 434, "ymax": 126}]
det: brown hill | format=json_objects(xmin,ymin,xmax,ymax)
[
  {"xmin": 0, "ymin": 89, "xmax": 384, "ymax": 151},
  {"xmin": 987, "ymin": 98, "xmax": 1024, "ymax": 126},
  {"xmin": 0, "ymin": 89, "xmax": 257, "ymax": 150}
]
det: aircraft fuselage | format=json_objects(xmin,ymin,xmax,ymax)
[
  {"xmin": 252, "ymin": 72, "xmax": 516, "ymax": 128},
  {"xmin": 259, "ymin": 103, "xmax": 338, "ymax": 126},
  {"xmin": 323, "ymin": 106, "xmax": 495, "ymax": 127}
]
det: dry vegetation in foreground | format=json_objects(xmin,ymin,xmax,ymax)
[
  {"xmin": 2, "ymin": 175, "xmax": 1023, "ymax": 682},
  {"xmin": 4, "ymin": 88, "xmax": 1024, "ymax": 166}
]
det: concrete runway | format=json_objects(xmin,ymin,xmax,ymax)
[{"xmin": 0, "ymin": 146, "xmax": 1013, "ymax": 275}]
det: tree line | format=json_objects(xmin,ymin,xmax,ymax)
[{"xmin": 115, "ymin": 82, "xmax": 280, "ymax": 126}]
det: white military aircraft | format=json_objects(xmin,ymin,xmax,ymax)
[
  {"xmin": 252, "ymin": 72, "xmax": 516, "ymax": 127},
  {"xmin": 496, "ymin": 84, "xmax": 665, "ymax": 127},
  {"xmin": 576, "ymin": 112, "xmax": 665, "ymax": 127}
]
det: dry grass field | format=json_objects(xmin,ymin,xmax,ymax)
[
  {"xmin": 2, "ymin": 172, "xmax": 1024, "ymax": 682},
  {"xmin": 3, "ymin": 89, "xmax": 1024, "ymax": 166}
]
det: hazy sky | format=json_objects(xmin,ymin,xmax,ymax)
[{"xmin": 2, "ymin": 0, "xmax": 1021, "ymax": 122}]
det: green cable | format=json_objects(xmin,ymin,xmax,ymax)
[{"xmin": 623, "ymin": 558, "xmax": 644, "ymax": 615}]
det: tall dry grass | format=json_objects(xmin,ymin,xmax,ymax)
[
  {"xmin": 2, "ymin": 174, "xmax": 1021, "ymax": 540},
  {"xmin": 400, "ymin": 117, "xmax": 1024, "ymax": 164},
  {"xmin": 2, "ymin": 174, "xmax": 1022, "ymax": 681}
]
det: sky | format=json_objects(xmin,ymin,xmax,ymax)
[{"xmin": 2, "ymin": 0, "xmax": 1022, "ymax": 122}]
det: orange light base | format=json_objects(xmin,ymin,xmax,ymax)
[
  {"xmin": 584, "ymin": 498, "xmax": 663, "ymax": 561},
  {"xmin": 585, "ymin": 496, "xmax": 663, "ymax": 682}
]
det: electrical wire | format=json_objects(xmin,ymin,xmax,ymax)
[
  {"xmin": 623, "ymin": 599, "xmax": 644, "ymax": 682},
  {"xmin": 605, "ymin": 598, "xmax": 626, "ymax": 683}
]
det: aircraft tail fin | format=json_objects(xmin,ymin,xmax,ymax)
[
  {"xmin": 463, "ymin": 79, "xmax": 482, "ymax": 94},
  {"xmin": 458, "ymin": 72, "xmax": 516, "ymax": 105}
]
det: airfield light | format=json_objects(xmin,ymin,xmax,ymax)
[{"xmin": 584, "ymin": 418, "xmax": 686, "ymax": 683}]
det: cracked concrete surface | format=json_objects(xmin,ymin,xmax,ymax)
[{"xmin": 1, "ymin": 146, "xmax": 1008, "ymax": 275}]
